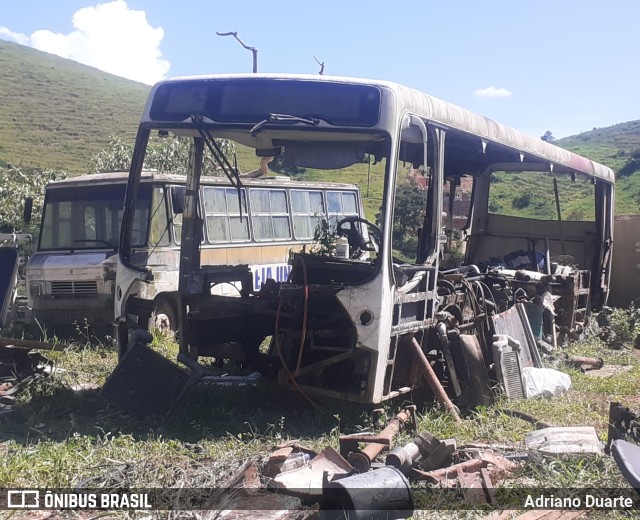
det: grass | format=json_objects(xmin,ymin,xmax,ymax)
[
  {"xmin": 0, "ymin": 40, "xmax": 148, "ymax": 174},
  {"xmin": 1, "ymin": 307, "xmax": 639, "ymax": 519}
]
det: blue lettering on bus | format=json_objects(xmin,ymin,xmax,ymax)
[{"xmin": 253, "ymin": 264, "xmax": 292, "ymax": 291}]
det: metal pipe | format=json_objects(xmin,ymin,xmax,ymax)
[
  {"xmin": 567, "ymin": 355, "xmax": 604, "ymax": 370},
  {"xmin": 0, "ymin": 336, "xmax": 66, "ymax": 352},
  {"xmin": 360, "ymin": 410, "xmax": 407, "ymax": 459},
  {"xmin": 344, "ymin": 408, "xmax": 413, "ymax": 472},
  {"xmin": 545, "ymin": 237, "xmax": 552, "ymax": 275},
  {"xmin": 409, "ymin": 337, "xmax": 462, "ymax": 423},
  {"xmin": 386, "ymin": 441, "xmax": 421, "ymax": 472}
]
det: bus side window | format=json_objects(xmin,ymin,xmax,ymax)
[
  {"xmin": 149, "ymin": 187, "xmax": 171, "ymax": 247},
  {"xmin": 203, "ymin": 187, "xmax": 249, "ymax": 243},
  {"xmin": 327, "ymin": 191, "xmax": 359, "ymax": 229},
  {"xmin": 167, "ymin": 185, "xmax": 184, "ymax": 244},
  {"xmin": 392, "ymin": 117, "xmax": 429, "ymax": 264},
  {"xmin": 291, "ymin": 190, "xmax": 325, "ymax": 239},
  {"xmin": 250, "ymin": 189, "xmax": 291, "ymax": 241}
]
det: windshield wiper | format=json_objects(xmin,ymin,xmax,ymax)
[
  {"xmin": 250, "ymin": 113, "xmax": 320, "ymax": 136},
  {"xmin": 190, "ymin": 114, "xmax": 245, "ymax": 220},
  {"xmin": 191, "ymin": 114, "xmax": 242, "ymax": 186}
]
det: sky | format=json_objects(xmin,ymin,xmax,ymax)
[{"xmin": 1, "ymin": 0, "xmax": 639, "ymax": 139}]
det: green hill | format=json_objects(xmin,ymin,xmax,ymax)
[
  {"xmin": 556, "ymin": 122, "xmax": 640, "ymax": 214},
  {"xmin": 0, "ymin": 39, "xmax": 148, "ymax": 173},
  {"xmin": 556, "ymin": 121, "xmax": 640, "ymax": 173},
  {"xmin": 1, "ymin": 39, "xmax": 639, "ymax": 215}
]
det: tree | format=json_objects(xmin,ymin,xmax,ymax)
[
  {"xmin": 541, "ymin": 130, "xmax": 555, "ymax": 142},
  {"xmin": 0, "ymin": 163, "xmax": 67, "ymax": 233},
  {"xmin": 89, "ymin": 135, "xmax": 132, "ymax": 172},
  {"xmin": 619, "ymin": 148, "xmax": 640, "ymax": 179},
  {"xmin": 390, "ymin": 183, "xmax": 428, "ymax": 239},
  {"xmin": 89, "ymin": 135, "xmax": 236, "ymax": 175},
  {"xmin": 376, "ymin": 179, "xmax": 428, "ymax": 260}
]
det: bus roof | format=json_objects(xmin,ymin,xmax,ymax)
[
  {"xmin": 45, "ymin": 170, "xmax": 361, "ymax": 191},
  {"xmin": 143, "ymin": 73, "xmax": 614, "ymax": 184}
]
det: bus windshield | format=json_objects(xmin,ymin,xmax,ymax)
[{"xmin": 40, "ymin": 184, "xmax": 152, "ymax": 251}]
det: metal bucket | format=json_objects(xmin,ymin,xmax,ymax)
[{"xmin": 322, "ymin": 466, "xmax": 414, "ymax": 520}]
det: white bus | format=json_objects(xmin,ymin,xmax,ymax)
[
  {"xmin": 116, "ymin": 74, "xmax": 614, "ymax": 406},
  {"xmin": 26, "ymin": 171, "xmax": 363, "ymax": 336}
]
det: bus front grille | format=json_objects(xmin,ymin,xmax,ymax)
[{"xmin": 49, "ymin": 280, "xmax": 99, "ymax": 297}]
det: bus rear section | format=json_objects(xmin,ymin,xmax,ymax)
[{"xmin": 461, "ymin": 165, "xmax": 613, "ymax": 339}]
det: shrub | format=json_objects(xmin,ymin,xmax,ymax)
[{"xmin": 0, "ymin": 163, "xmax": 67, "ymax": 234}]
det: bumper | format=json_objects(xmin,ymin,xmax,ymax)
[{"xmin": 27, "ymin": 295, "xmax": 114, "ymax": 327}]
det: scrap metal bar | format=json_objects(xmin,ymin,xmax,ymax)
[
  {"xmin": 553, "ymin": 177, "xmax": 567, "ymax": 255},
  {"xmin": 413, "ymin": 458, "xmax": 485, "ymax": 483},
  {"xmin": 0, "ymin": 336, "xmax": 66, "ymax": 352},
  {"xmin": 410, "ymin": 337, "xmax": 462, "ymax": 424},
  {"xmin": 566, "ymin": 356, "xmax": 604, "ymax": 370}
]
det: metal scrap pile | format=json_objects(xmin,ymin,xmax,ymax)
[
  {"xmin": 0, "ymin": 344, "xmax": 52, "ymax": 415},
  {"xmin": 205, "ymin": 406, "xmax": 519, "ymax": 519},
  {"xmin": 203, "ymin": 405, "xmax": 619, "ymax": 519}
]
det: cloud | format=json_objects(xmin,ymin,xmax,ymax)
[
  {"xmin": 0, "ymin": 0, "xmax": 169, "ymax": 84},
  {"xmin": 0, "ymin": 27, "xmax": 30, "ymax": 46},
  {"xmin": 473, "ymin": 86, "xmax": 512, "ymax": 99}
]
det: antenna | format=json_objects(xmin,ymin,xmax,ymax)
[
  {"xmin": 216, "ymin": 31, "xmax": 258, "ymax": 73},
  {"xmin": 314, "ymin": 56, "xmax": 325, "ymax": 75}
]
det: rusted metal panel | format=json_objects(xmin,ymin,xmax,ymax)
[
  {"xmin": 609, "ymin": 214, "xmax": 640, "ymax": 308},
  {"xmin": 270, "ymin": 446, "xmax": 353, "ymax": 501}
]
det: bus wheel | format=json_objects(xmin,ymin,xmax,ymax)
[{"xmin": 152, "ymin": 298, "xmax": 177, "ymax": 335}]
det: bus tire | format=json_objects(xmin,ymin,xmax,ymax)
[{"xmin": 152, "ymin": 297, "xmax": 178, "ymax": 335}]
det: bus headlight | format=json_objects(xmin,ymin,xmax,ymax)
[{"xmin": 29, "ymin": 282, "xmax": 43, "ymax": 297}]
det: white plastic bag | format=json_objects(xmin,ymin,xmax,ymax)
[{"xmin": 522, "ymin": 366, "xmax": 571, "ymax": 398}]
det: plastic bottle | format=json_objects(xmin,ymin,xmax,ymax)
[
  {"xmin": 336, "ymin": 236, "xmax": 349, "ymax": 259},
  {"xmin": 280, "ymin": 452, "xmax": 311, "ymax": 472}
]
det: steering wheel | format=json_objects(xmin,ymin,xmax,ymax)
[{"xmin": 336, "ymin": 216, "xmax": 382, "ymax": 257}]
